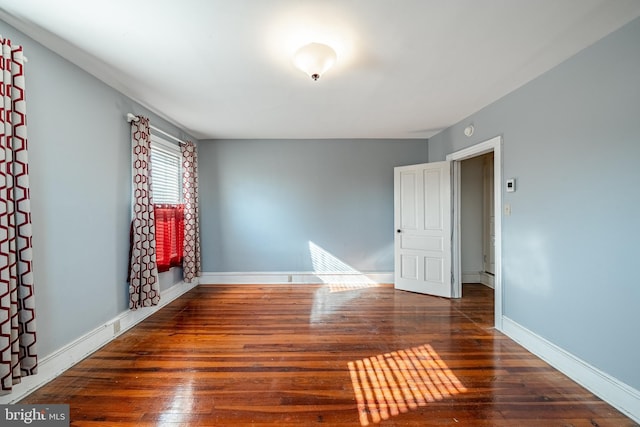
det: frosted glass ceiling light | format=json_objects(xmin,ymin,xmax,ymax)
[{"xmin": 293, "ymin": 42, "xmax": 337, "ymax": 81}]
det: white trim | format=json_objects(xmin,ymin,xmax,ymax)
[
  {"xmin": 151, "ymin": 133, "xmax": 181, "ymax": 153},
  {"xmin": 150, "ymin": 125, "xmax": 186, "ymax": 146},
  {"xmin": 502, "ymin": 317, "xmax": 640, "ymax": 423},
  {"xmin": 462, "ymin": 272, "xmax": 482, "ymax": 283},
  {"xmin": 451, "ymin": 160, "xmax": 462, "ymax": 298},
  {"xmin": 462, "ymin": 272, "xmax": 494, "ymax": 288},
  {"xmin": 0, "ymin": 279, "xmax": 198, "ymax": 404},
  {"xmin": 199, "ymin": 271, "xmax": 394, "ymax": 285},
  {"xmin": 447, "ymin": 135, "xmax": 503, "ymax": 330},
  {"xmin": 480, "ymin": 271, "xmax": 495, "ymax": 288}
]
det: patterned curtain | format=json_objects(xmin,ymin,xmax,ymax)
[
  {"xmin": 0, "ymin": 37, "xmax": 38, "ymax": 394},
  {"xmin": 129, "ymin": 116, "xmax": 160, "ymax": 309},
  {"xmin": 181, "ymin": 141, "xmax": 200, "ymax": 282}
]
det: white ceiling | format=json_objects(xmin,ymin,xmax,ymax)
[{"xmin": 1, "ymin": 0, "xmax": 639, "ymax": 140}]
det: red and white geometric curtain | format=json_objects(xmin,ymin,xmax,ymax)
[
  {"xmin": 181, "ymin": 141, "xmax": 200, "ymax": 282},
  {"xmin": 0, "ymin": 37, "xmax": 38, "ymax": 394},
  {"xmin": 129, "ymin": 116, "xmax": 160, "ymax": 309}
]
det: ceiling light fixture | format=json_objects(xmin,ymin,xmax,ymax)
[{"xmin": 293, "ymin": 42, "xmax": 337, "ymax": 81}]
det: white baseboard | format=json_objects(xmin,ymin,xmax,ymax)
[
  {"xmin": 480, "ymin": 272, "xmax": 494, "ymax": 288},
  {"xmin": 462, "ymin": 272, "xmax": 481, "ymax": 283},
  {"xmin": 502, "ymin": 316, "xmax": 640, "ymax": 423},
  {"xmin": 200, "ymin": 271, "xmax": 394, "ymax": 285},
  {"xmin": 462, "ymin": 271, "xmax": 494, "ymax": 288},
  {"xmin": 0, "ymin": 279, "xmax": 198, "ymax": 404}
]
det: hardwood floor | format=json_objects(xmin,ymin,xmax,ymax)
[{"xmin": 21, "ymin": 283, "xmax": 635, "ymax": 426}]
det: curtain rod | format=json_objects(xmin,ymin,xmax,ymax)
[{"xmin": 126, "ymin": 113, "xmax": 187, "ymax": 146}]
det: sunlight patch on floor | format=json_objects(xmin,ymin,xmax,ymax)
[
  {"xmin": 348, "ymin": 344, "xmax": 467, "ymax": 426},
  {"xmin": 309, "ymin": 241, "xmax": 379, "ymax": 293},
  {"xmin": 159, "ymin": 379, "xmax": 195, "ymax": 424}
]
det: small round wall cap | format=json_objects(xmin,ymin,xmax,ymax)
[{"xmin": 464, "ymin": 125, "xmax": 474, "ymax": 137}]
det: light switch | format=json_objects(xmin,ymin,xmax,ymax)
[
  {"xmin": 506, "ymin": 178, "xmax": 516, "ymax": 192},
  {"xmin": 504, "ymin": 204, "xmax": 512, "ymax": 216}
]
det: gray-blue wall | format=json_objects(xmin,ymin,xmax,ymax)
[
  {"xmin": 0, "ymin": 20, "xmax": 196, "ymax": 358},
  {"xmin": 198, "ymin": 139, "xmax": 427, "ymax": 273},
  {"xmin": 429, "ymin": 18, "xmax": 640, "ymax": 390}
]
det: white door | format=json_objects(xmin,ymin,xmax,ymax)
[{"xmin": 394, "ymin": 161, "xmax": 452, "ymax": 297}]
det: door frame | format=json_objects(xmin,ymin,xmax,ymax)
[{"xmin": 446, "ymin": 135, "xmax": 503, "ymax": 330}]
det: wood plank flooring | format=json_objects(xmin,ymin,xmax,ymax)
[{"xmin": 21, "ymin": 283, "xmax": 636, "ymax": 426}]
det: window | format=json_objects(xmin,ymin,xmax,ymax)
[
  {"xmin": 150, "ymin": 135, "xmax": 184, "ymax": 272},
  {"xmin": 150, "ymin": 135, "xmax": 182, "ymax": 204}
]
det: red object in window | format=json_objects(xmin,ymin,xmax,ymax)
[{"xmin": 154, "ymin": 204, "xmax": 184, "ymax": 272}]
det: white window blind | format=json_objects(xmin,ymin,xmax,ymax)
[{"xmin": 150, "ymin": 135, "xmax": 182, "ymax": 204}]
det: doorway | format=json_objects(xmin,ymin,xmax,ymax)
[
  {"xmin": 393, "ymin": 136, "xmax": 503, "ymax": 329},
  {"xmin": 447, "ymin": 136, "xmax": 503, "ymax": 330},
  {"xmin": 460, "ymin": 152, "xmax": 495, "ymax": 288}
]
